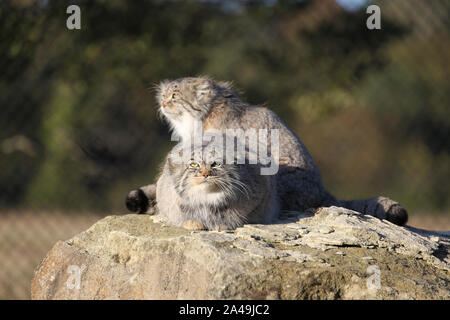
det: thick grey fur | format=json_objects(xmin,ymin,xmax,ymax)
[{"xmin": 126, "ymin": 77, "xmax": 408, "ymax": 228}]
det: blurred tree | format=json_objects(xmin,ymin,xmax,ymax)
[{"xmin": 0, "ymin": 0, "xmax": 448, "ymax": 213}]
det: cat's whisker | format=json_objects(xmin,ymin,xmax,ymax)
[{"xmin": 227, "ymin": 177, "xmax": 250, "ymax": 199}]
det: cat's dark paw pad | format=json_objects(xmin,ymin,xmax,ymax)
[
  {"xmin": 386, "ymin": 204, "xmax": 408, "ymax": 226},
  {"xmin": 126, "ymin": 189, "xmax": 149, "ymax": 214}
]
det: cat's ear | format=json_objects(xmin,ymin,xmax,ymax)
[
  {"xmin": 167, "ymin": 143, "xmax": 189, "ymax": 173},
  {"xmin": 194, "ymin": 78, "xmax": 213, "ymax": 100},
  {"xmin": 217, "ymin": 80, "xmax": 233, "ymax": 89},
  {"xmin": 166, "ymin": 149, "xmax": 178, "ymax": 172}
]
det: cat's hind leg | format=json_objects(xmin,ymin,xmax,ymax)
[{"xmin": 339, "ymin": 196, "xmax": 408, "ymax": 226}]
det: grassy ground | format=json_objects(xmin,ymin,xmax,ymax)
[
  {"xmin": 0, "ymin": 210, "xmax": 104, "ymax": 300},
  {"xmin": 407, "ymin": 212, "xmax": 450, "ymax": 231},
  {"xmin": 0, "ymin": 209, "xmax": 448, "ymax": 299}
]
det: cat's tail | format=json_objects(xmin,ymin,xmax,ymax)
[
  {"xmin": 338, "ymin": 196, "xmax": 408, "ymax": 226},
  {"xmin": 126, "ymin": 184, "xmax": 157, "ymax": 214}
]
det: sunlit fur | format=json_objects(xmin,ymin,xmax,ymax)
[
  {"xmin": 130, "ymin": 78, "xmax": 408, "ymax": 227},
  {"xmin": 149, "ymin": 76, "xmax": 409, "ymax": 226},
  {"xmin": 156, "ymin": 76, "xmax": 236, "ymax": 138}
]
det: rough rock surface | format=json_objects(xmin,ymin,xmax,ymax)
[{"xmin": 31, "ymin": 207, "xmax": 450, "ymax": 299}]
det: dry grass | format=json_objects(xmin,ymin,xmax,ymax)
[{"xmin": 0, "ymin": 209, "xmax": 448, "ymax": 300}]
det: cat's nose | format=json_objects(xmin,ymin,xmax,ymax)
[
  {"xmin": 162, "ymin": 101, "xmax": 167, "ymax": 108},
  {"xmin": 201, "ymin": 171, "xmax": 210, "ymax": 178}
]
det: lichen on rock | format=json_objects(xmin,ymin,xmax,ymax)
[{"xmin": 31, "ymin": 207, "xmax": 450, "ymax": 300}]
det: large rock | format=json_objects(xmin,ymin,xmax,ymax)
[{"xmin": 31, "ymin": 207, "xmax": 450, "ymax": 299}]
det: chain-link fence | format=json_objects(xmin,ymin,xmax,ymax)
[{"xmin": 1, "ymin": 0, "xmax": 449, "ymax": 299}]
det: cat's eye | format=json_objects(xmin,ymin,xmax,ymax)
[
  {"xmin": 211, "ymin": 162, "xmax": 221, "ymax": 168},
  {"xmin": 172, "ymin": 93, "xmax": 179, "ymax": 99},
  {"xmin": 189, "ymin": 162, "xmax": 199, "ymax": 168}
]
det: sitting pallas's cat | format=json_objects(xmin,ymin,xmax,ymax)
[
  {"xmin": 152, "ymin": 141, "xmax": 278, "ymax": 231},
  {"xmin": 126, "ymin": 76, "xmax": 408, "ymax": 229}
]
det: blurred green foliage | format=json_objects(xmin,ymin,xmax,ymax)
[{"xmin": 0, "ymin": 0, "xmax": 448, "ymax": 213}]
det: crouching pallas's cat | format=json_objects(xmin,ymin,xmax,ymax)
[
  {"xmin": 126, "ymin": 76, "xmax": 408, "ymax": 229},
  {"xmin": 151, "ymin": 143, "xmax": 278, "ymax": 230}
]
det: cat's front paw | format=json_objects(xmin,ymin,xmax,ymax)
[
  {"xmin": 182, "ymin": 220, "xmax": 206, "ymax": 231},
  {"xmin": 212, "ymin": 225, "xmax": 230, "ymax": 231},
  {"xmin": 126, "ymin": 189, "xmax": 150, "ymax": 214}
]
